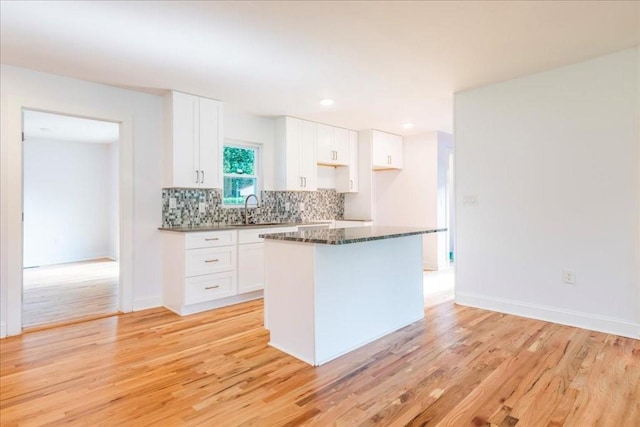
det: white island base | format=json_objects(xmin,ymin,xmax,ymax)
[{"xmin": 264, "ymin": 234, "xmax": 424, "ymax": 366}]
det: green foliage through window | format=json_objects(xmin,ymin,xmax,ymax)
[
  {"xmin": 223, "ymin": 145, "xmax": 259, "ymax": 205},
  {"xmin": 223, "ymin": 146, "xmax": 255, "ymax": 175}
]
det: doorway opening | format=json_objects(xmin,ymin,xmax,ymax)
[{"xmin": 22, "ymin": 110, "xmax": 120, "ymax": 329}]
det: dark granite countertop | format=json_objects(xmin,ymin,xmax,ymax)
[
  {"xmin": 260, "ymin": 226, "xmax": 447, "ymax": 245},
  {"xmin": 158, "ymin": 221, "xmax": 332, "ymax": 233}
]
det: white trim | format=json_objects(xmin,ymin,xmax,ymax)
[
  {"xmin": 456, "ymin": 291, "xmax": 640, "ymax": 339},
  {"xmin": 164, "ymin": 291, "xmax": 263, "ymax": 316},
  {"xmin": 132, "ymin": 296, "xmax": 163, "ymax": 311},
  {"xmin": 3, "ymin": 95, "xmax": 134, "ymax": 336},
  {"xmin": 0, "ymin": 322, "xmax": 7, "ymax": 338}
]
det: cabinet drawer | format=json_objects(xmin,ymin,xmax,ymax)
[
  {"xmin": 238, "ymin": 227, "xmax": 298, "ymax": 244},
  {"xmin": 185, "ymin": 246, "xmax": 236, "ymax": 277},
  {"xmin": 185, "ymin": 272, "xmax": 236, "ymax": 305},
  {"xmin": 185, "ymin": 231, "xmax": 236, "ymax": 249}
]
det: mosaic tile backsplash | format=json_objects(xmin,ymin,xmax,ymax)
[{"xmin": 162, "ymin": 188, "xmax": 345, "ymax": 227}]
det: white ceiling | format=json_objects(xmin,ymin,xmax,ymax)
[
  {"xmin": 23, "ymin": 110, "xmax": 119, "ymax": 144},
  {"xmin": 2, "ymin": 1, "xmax": 639, "ymax": 135}
]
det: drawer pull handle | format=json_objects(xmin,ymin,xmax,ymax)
[
  {"xmin": 205, "ymin": 285, "xmax": 220, "ymax": 290},
  {"xmin": 205, "ymin": 259, "xmax": 219, "ymax": 263},
  {"xmin": 205, "ymin": 238, "xmax": 219, "ymax": 241}
]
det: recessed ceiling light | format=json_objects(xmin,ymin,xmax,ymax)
[
  {"xmin": 402, "ymin": 123, "xmax": 414, "ymax": 129},
  {"xmin": 320, "ymin": 98, "xmax": 334, "ymax": 106}
]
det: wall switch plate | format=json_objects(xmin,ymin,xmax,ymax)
[
  {"xmin": 285, "ymin": 202, "xmax": 291, "ymax": 211},
  {"xmin": 463, "ymin": 195, "xmax": 478, "ymax": 206},
  {"xmin": 169, "ymin": 197, "xmax": 177, "ymax": 209},
  {"xmin": 299, "ymin": 202, "xmax": 305, "ymax": 211},
  {"xmin": 562, "ymin": 269, "xmax": 576, "ymax": 284},
  {"xmin": 199, "ymin": 202, "xmax": 206, "ymax": 213}
]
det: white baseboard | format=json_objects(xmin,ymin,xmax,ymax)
[
  {"xmin": 456, "ymin": 292, "xmax": 640, "ymax": 340},
  {"xmin": 132, "ymin": 296, "xmax": 163, "ymax": 311},
  {"xmin": 0, "ymin": 322, "xmax": 7, "ymax": 339}
]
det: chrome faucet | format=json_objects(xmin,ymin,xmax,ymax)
[{"xmin": 244, "ymin": 194, "xmax": 259, "ymax": 224}]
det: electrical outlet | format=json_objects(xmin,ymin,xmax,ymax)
[
  {"xmin": 169, "ymin": 197, "xmax": 177, "ymax": 209},
  {"xmin": 562, "ymin": 269, "xmax": 576, "ymax": 284},
  {"xmin": 299, "ymin": 202, "xmax": 305, "ymax": 211},
  {"xmin": 199, "ymin": 202, "xmax": 206, "ymax": 213},
  {"xmin": 285, "ymin": 202, "xmax": 290, "ymax": 212}
]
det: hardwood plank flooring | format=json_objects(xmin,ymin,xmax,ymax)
[
  {"xmin": 2, "ymin": 283, "xmax": 639, "ymax": 425},
  {"xmin": 22, "ymin": 259, "xmax": 119, "ymax": 329}
]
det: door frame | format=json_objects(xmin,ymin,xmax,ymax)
[{"xmin": 2, "ymin": 95, "xmax": 134, "ymax": 336}]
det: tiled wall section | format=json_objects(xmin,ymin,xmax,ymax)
[{"xmin": 162, "ymin": 188, "xmax": 345, "ymax": 227}]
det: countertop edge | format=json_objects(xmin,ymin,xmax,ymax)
[
  {"xmin": 261, "ymin": 227, "xmax": 447, "ymax": 245},
  {"xmin": 158, "ymin": 221, "xmax": 332, "ymax": 233}
]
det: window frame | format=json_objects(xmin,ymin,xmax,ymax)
[{"xmin": 222, "ymin": 140, "xmax": 262, "ymax": 207}]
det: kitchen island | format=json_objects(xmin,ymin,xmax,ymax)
[{"xmin": 262, "ymin": 226, "xmax": 446, "ymax": 366}]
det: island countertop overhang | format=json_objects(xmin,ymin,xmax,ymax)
[{"xmin": 260, "ymin": 226, "xmax": 446, "ymax": 245}]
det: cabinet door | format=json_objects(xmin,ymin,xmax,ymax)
[
  {"xmin": 185, "ymin": 272, "xmax": 236, "ymax": 304},
  {"xmin": 238, "ymin": 242, "xmax": 265, "ymax": 293},
  {"xmin": 371, "ymin": 130, "xmax": 389, "ymax": 169},
  {"xmin": 388, "ymin": 133, "xmax": 403, "ymax": 169},
  {"xmin": 316, "ymin": 123, "xmax": 334, "ymax": 165},
  {"xmin": 336, "ymin": 130, "xmax": 358, "ymax": 193},
  {"xmin": 284, "ymin": 117, "xmax": 303, "ymax": 190},
  {"xmin": 372, "ymin": 130, "xmax": 403, "ymax": 170},
  {"xmin": 198, "ymin": 97, "xmax": 222, "ymax": 188},
  {"xmin": 185, "ymin": 230, "xmax": 237, "ymax": 249},
  {"xmin": 300, "ymin": 120, "xmax": 317, "ymax": 190},
  {"xmin": 348, "ymin": 130, "xmax": 358, "ymax": 191},
  {"xmin": 185, "ymin": 246, "xmax": 236, "ymax": 277},
  {"xmin": 332, "ymin": 127, "xmax": 350, "ymax": 166},
  {"xmin": 171, "ymin": 92, "xmax": 199, "ymax": 187}
]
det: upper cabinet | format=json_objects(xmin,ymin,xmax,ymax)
[
  {"xmin": 164, "ymin": 91, "xmax": 222, "ymax": 188},
  {"xmin": 274, "ymin": 117, "xmax": 317, "ymax": 191},
  {"xmin": 371, "ymin": 130, "xmax": 403, "ymax": 170},
  {"xmin": 317, "ymin": 124, "xmax": 350, "ymax": 166},
  {"xmin": 336, "ymin": 130, "xmax": 359, "ymax": 193}
]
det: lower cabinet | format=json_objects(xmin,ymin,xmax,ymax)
[
  {"xmin": 162, "ymin": 226, "xmax": 298, "ymax": 315},
  {"xmin": 238, "ymin": 243, "xmax": 265, "ymax": 294},
  {"xmin": 237, "ymin": 226, "xmax": 298, "ymax": 294},
  {"xmin": 162, "ymin": 230, "xmax": 242, "ymax": 316},
  {"xmin": 334, "ymin": 220, "xmax": 374, "ymax": 228},
  {"xmin": 184, "ymin": 272, "xmax": 236, "ymax": 305}
]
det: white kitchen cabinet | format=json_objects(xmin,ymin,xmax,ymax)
[
  {"xmin": 334, "ymin": 220, "xmax": 373, "ymax": 228},
  {"xmin": 317, "ymin": 124, "xmax": 349, "ymax": 166},
  {"xmin": 163, "ymin": 91, "xmax": 222, "ymax": 188},
  {"xmin": 238, "ymin": 226, "xmax": 298, "ymax": 294},
  {"xmin": 162, "ymin": 230, "xmax": 238, "ymax": 315},
  {"xmin": 336, "ymin": 130, "xmax": 359, "ymax": 193},
  {"xmin": 372, "ymin": 130, "xmax": 403, "ymax": 170},
  {"xmin": 275, "ymin": 117, "xmax": 317, "ymax": 191}
]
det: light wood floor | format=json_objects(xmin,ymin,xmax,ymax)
[
  {"xmin": 22, "ymin": 259, "xmax": 119, "ymax": 329},
  {"xmin": 3, "ymin": 279, "xmax": 639, "ymax": 425}
]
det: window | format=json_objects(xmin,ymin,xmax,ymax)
[{"xmin": 223, "ymin": 143, "xmax": 260, "ymax": 206}]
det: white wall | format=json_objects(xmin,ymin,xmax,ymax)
[
  {"xmin": 454, "ymin": 48, "xmax": 640, "ymax": 338},
  {"xmin": 223, "ymin": 103, "xmax": 277, "ymax": 191},
  {"xmin": 1, "ymin": 64, "xmax": 163, "ymax": 336},
  {"xmin": 317, "ymin": 165, "xmax": 337, "ymax": 189},
  {"xmin": 23, "ymin": 138, "xmax": 115, "ymax": 267},
  {"xmin": 375, "ymin": 131, "xmax": 452, "ymax": 270}
]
